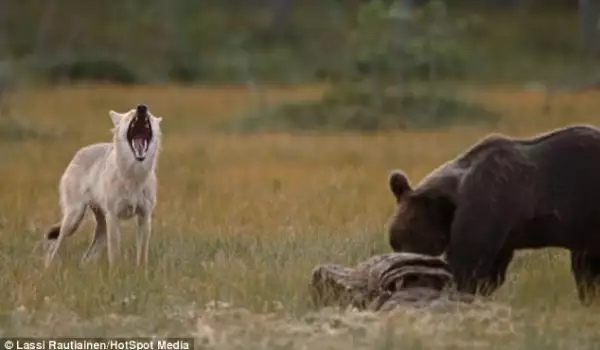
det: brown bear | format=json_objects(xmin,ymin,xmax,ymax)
[{"xmin": 386, "ymin": 124, "xmax": 600, "ymax": 304}]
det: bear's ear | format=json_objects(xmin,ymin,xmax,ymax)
[{"xmin": 388, "ymin": 170, "xmax": 412, "ymax": 202}]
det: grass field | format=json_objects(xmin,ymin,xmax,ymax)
[{"xmin": 2, "ymin": 83, "xmax": 600, "ymax": 348}]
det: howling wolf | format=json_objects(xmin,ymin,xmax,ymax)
[{"xmin": 44, "ymin": 104, "xmax": 163, "ymax": 269}]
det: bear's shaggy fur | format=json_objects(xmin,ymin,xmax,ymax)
[{"xmin": 387, "ymin": 124, "xmax": 600, "ymax": 303}]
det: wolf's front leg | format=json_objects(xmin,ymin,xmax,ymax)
[
  {"xmin": 105, "ymin": 213, "xmax": 121, "ymax": 267},
  {"xmin": 136, "ymin": 213, "xmax": 152, "ymax": 266}
]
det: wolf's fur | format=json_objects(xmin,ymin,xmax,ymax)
[{"xmin": 44, "ymin": 105, "xmax": 163, "ymax": 269}]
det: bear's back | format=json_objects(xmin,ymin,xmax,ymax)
[{"xmin": 415, "ymin": 124, "xmax": 600, "ymax": 207}]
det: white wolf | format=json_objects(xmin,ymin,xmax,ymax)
[{"xmin": 44, "ymin": 104, "xmax": 163, "ymax": 269}]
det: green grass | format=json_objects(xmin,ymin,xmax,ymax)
[
  {"xmin": 1, "ymin": 84, "xmax": 600, "ymax": 348},
  {"xmin": 227, "ymin": 86, "xmax": 499, "ymax": 133}
]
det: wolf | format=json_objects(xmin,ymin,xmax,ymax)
[{"xmin": 44, "ymin": 104, "xmax": 163, "ymax": 269}]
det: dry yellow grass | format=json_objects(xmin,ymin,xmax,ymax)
[{"xmin": 2, "ymin": 84, "xmax": 600, "ymax": 348}]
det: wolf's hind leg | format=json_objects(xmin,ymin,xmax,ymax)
[
  {"xmin": 44, "ymin": 203, "xmax": 87, "ymax": 268},
  {"xmin": 81, "ymin": 207, "xmax": 107, "ymax": 265}
]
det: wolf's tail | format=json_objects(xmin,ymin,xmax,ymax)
[{"xmin": 45, "ymin": 223, "xmax": 61, "ymax": 240}]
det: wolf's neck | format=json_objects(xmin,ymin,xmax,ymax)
[{"xmin": 113, "ymin": 146, "xmax": 156, "ymax": 188}]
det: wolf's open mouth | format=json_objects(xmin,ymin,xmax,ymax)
[{"xmin": 127, "ymin": 106, "xmax": 153, "ymax": 161}]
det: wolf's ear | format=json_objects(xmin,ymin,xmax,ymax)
[
  {"xmin": 154, "ymin": 116, "xmax": 163, "ymax": 124},
  {"xmin": 109, "ymin": 111, "xmax": 123, "ymax": 126}
]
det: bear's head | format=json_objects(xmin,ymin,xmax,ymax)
[{"xmin": 386, "ymin": 170, "xmax": 456, "ymax": 257}]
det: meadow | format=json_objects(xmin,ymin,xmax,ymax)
[{"xmin": 1, "ymin": 83, "xmax": 600, "ymax": 348}]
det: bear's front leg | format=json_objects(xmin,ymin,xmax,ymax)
[
  {"xmin": 476, "ymin": 249, "xmax": 514, "ymax": 296},
  {"xmin": 446, "ymin": 147, "xmax": 534, "ymax": 297},
  {"xmin": 446, "ymin": 182, "xmax": 524, "ymax": 296},
  {"xmin": 447, "ymin": 244, "xmax": 513, "ymax": 296},
  {"xmin": 571, "ymin": 251, "xmax": 600, "ymax": 305}
]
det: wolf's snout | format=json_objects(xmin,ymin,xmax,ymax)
[
  {"xmin": 137, "ymin": 104, "xmax": 148, "ymax": 114},
  {"xmin": 127, "ymin": 105, "xmax": 153, "ymax": 161}
]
